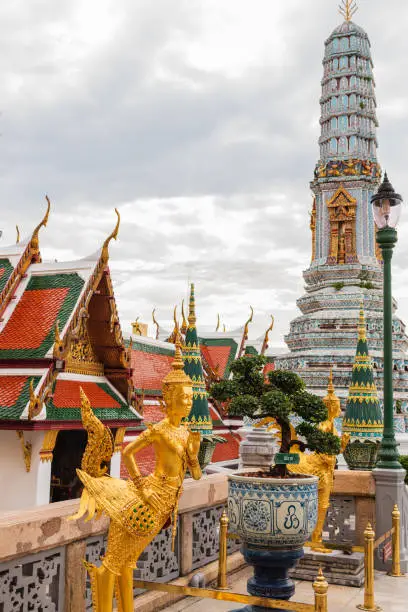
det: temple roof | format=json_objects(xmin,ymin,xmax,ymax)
[{"xmin": 0, "ymin": 208, "xmax": 141, "ymax": 429}]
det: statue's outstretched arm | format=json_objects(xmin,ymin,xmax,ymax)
[
  {"xmin": 122, "ymin": 427, "xmax": 153, "ymax": 486},
  {"xmin": 186, "ymin": 431, "xmax": 202, "ymax": 480}
]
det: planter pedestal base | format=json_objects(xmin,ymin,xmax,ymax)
[{"xmin": 231, "ymin": 545, "xmax": 303, "ymax": 612}]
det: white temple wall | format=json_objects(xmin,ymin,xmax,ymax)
[
  {"xmin": 0, "ymin": 430, "xmax": 51, "ymax": 512},
  {"xmin": 110, "ymin": 451, "xmax": 121, "ymax": 478}
]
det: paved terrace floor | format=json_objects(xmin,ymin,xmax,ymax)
[{"xmin": 162, "ymin": 566, "xmax": 408, "ymax": 612}]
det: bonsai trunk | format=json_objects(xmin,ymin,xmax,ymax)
[{"xmin": 271, "ymin": 417, "xmax": 291, "ymax": 478}]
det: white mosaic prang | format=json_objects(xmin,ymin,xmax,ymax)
[{"xmin": 273, "ymin": 17, "xmax": 408, "ymax": 408}]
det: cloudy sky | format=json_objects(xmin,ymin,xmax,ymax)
[{"xmin": 1, "ymin": 0, "xmax": 408, "ymax": 348}]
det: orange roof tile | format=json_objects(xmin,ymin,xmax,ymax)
[
  {"xmin": 131, "ymin": 350, "xmax": 173, "ymax": 392},
  {"xmin": 143, "ymin": 403, "xmax": 164, "ymax": 423},
  {"xmin": 0, "ymin": 287, "xmax": 68, "ymax": 350},
  {"xmin": 212, "ymin": 433, "xmax": 240, "ymax": 463},
  {"xmin": 0, "ymin": 376, "xmax": 28, "ymax": 406},
  {"xmin": 201, "ymin": 345, "xmax": 233, "ymax": 377},
  {"xmin": 52, "ymin": 380, "xmax": 120, "ymax": 409}
]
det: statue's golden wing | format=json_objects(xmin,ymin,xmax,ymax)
[{"xmin": 80, "ymin": 387, "xmax": 114, "ymax": 477}]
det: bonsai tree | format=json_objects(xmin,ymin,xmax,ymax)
[{"xmin": 210, "ymin": 356, "xmax": 340, "ymax": 477}]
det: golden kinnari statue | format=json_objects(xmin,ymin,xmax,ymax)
[
  {"xmin": 260, "ymin": 370, "xmax": 349, "ymax": 553},
  {"xmin": 289, "ymin": 370, "xmax": 350, "ymax": 552},
  {"xmin": 71, "ymin": 328, "xmax": 202, "ymax": 612}
]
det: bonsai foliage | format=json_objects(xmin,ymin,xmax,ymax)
[{"xmin": 210, "ymin": 356, "xmax": 341, "ymax": 477}]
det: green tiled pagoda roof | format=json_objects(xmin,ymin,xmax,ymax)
[
  {"xmin": 343, "ymin": 305, "xmax": 383, "ymax": 438},
  {"xmin": 183, "ymin": 284, "xmax": 212, "ymax": 434}
]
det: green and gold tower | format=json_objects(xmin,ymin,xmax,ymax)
[
  {"xmin": 182, "ymin": 284, "xmax": 223, "ymax": 468},
  {"xmin": 343, "ymin": 303, "xmax": 383, "ymax": 469},
  {"xmin": 182, "ymin": 283, "xmax": 212, "ymax": 434}
]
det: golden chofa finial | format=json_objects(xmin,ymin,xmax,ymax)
[
  {"xmin": 358, "ymin": 300, "xmax": 367, "ymax": 341},
  {"xmin": 339, "ymin": 0, "xmax": 358, "ymax": 22},
  {"xmin": 261, "ymin": 315, "xmax": 275, "ymax": 356},
  {"xmin": 238, "ymin": 305, "xmax": 254, "ymax": 358},
  {"xmin": 16, "ymin": 225, "xmax": 20, "ymax": 244},
  {"xmin": 181, "ymin": 299, "xmax": 188, "ymax": 335},
  {"xmin": 216, "ymin": 313, "xmax": 220, "ymax": 332},
  {"xmin": 101, "ymin": 208, "xmax": 120, "ymax": 264},
  {"xmin": 152, "ymin": 308, "xmax": 160, "ymax": 340},
  {"xmin": 30, "ymin": 195, "xmax": 51, "ymax": 251}
]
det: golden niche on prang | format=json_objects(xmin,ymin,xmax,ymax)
[{"xmin": 326, "ymin": 185, "xmax": 358, "ymax": 265}]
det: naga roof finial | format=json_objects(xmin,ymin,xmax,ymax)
[
  {"xmin": 101, "ymin": 208, "xmax": 120, "ymax": 263},
  {"xmin": 152, "ymin": 308, "xmax": 160, "ymax": 340},
  {"xmin": 30, "ymin": 195, "xmax": 51, "ymax": 251},
  {"xmin": 216, "ymin": 313, "xmax": 220, "ymax": 332},
  {"xmin": 238, "ymin": 305, "xmax": 254, "ymax": 358},
  {"xmin": 16, "ymin": 225, "xmax": 20, "ymax": 244},
  {"xmin": 261, "ymin": 315, "xmax": 275, "ymax": 356},
  {"xmin": 181, "ymin": 299, "xmax": 188, "ymax": 335},
  {"xmin": 339, "ymin": 0, "xmax": 358, "ymax": 22}
]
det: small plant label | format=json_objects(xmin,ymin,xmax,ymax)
[{"xmin": 275, "ymin": 453, "xmax": 300, "ymax": 465}]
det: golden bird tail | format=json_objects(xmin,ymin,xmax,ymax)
[{"xmin": 80, "ymin": 387, "xmax": 114, "ymax": 477}]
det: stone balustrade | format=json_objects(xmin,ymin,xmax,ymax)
[
  {"xmin": 0, "ymin": 473, "xmax": 239, "ymax": 612},
  {"xmin": 0, "ymin": 470, "xmax": 376, "ymax": 611}
]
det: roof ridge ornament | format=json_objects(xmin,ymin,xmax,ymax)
[
  {"xmin": 30, "ymin": 195, "xmax": 51, "ymax": 251},
  {"xmin": 339, "ymin": 0, "xmax": 358, "ymax": 22},
  {"xmin": 16, "ymin": 225, "xmax": 20, "ymax": 244},
  {"xmin": 101, "ymin": 208, "xmax": 120, "ymax": 263},
  {"xmin": 152, "ymin": 308, "xmax": 160, "ymax": 340}
]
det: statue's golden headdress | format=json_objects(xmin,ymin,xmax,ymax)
[{"xmin": 162, "ymin": 307, "xmax": 193, "ymax": 388}]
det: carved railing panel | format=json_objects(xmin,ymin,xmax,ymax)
[
  {"xmin": 323, "ymin": 495, "xmax": 356, "ymax": 543},
  {"xmin": 0, "ymin": 547, "xmax": 64, "ymax": 612},
  {"xmin": 192, "ymin": 504, "xmax": 240, "ymax": 570}
]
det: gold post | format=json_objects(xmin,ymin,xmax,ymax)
[
  {"xmin": 357, "ymin": 522, "xmax": 381, "ymax": 611},
  {"xmin": 390, "ymin": 504, "xmax": 405, "ymax": 577},
  {"xmin": 217, "ymin": 510, "xmax": 229, "ymax": 590},
  {"xmin": 313, "ymin": 568, "xmax": 328, "ymax": 612}
]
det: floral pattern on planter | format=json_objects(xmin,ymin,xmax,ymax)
[
  {"xmin": 228, "ymin": 473, "xmax": 318, "ymax": 548},
  {"xmin": 242, "ymin": 500, "xmax": 270, "ymax": 532}
]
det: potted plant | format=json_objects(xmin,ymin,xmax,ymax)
[{"xmin": 211, "ymin": 357, "xmax": 341, "ymax": 604}]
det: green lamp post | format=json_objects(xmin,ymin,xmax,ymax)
[{"xmin": 372, "ymin": 172, "xmax": 403, "ymax": 469}]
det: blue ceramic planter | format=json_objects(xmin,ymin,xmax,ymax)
[{"xmin": 228, "ymin": 472, "xmax": 318, "ymax": 611}]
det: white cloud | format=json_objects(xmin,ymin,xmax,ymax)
[{"xmin": 0, "ymin": 0, "xmax": 408, "ymax": 349}]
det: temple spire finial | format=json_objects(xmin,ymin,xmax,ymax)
[
  {"xmin": 188, "ymin": 283, "xmax": 196, "ymax": 326},
  {"xmin": 358, "ymin": 300, "xmax": 366, "ymax": 341},
  {"xmin": 339, "ymin": 0, "xmax": 358, "ymax": 22}
]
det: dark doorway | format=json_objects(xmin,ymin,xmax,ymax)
[{"xmin": 50, "ymin": 430, "xmax": 87, "ymax": 503}]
